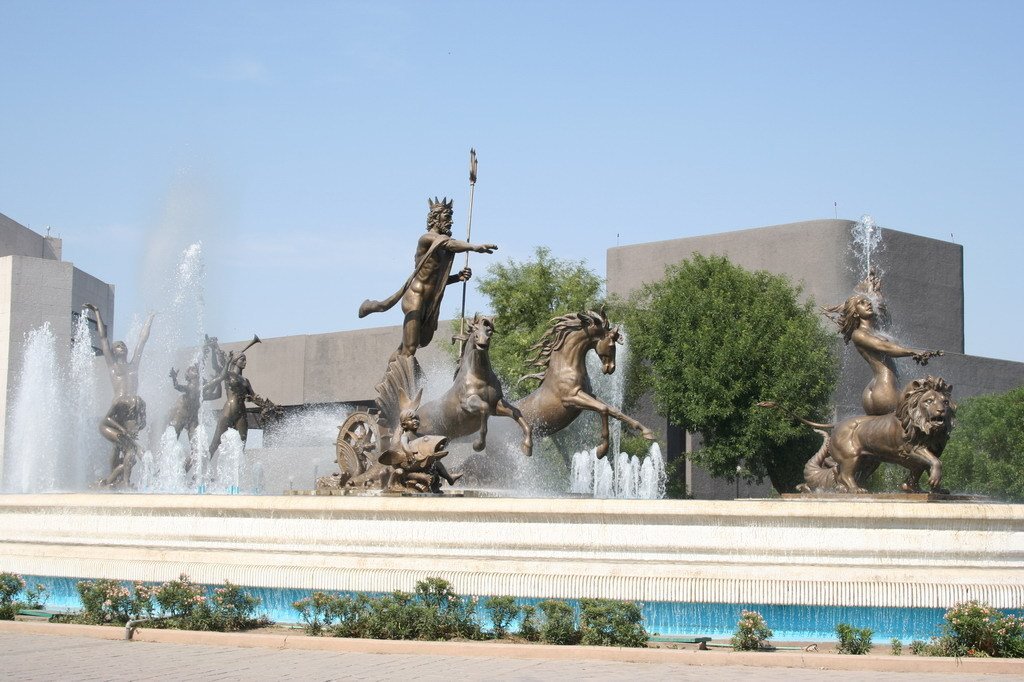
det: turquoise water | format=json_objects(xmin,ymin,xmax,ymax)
[{"xmin": 24, "ymin": 574, "xmax": 984, "ymax": 642}]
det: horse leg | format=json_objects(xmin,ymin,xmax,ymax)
[
  {"xmin": 494, "ymin": 398, "xmax": 533, "ymax": 457},
  {"xmin": 462, "ymin": 394, "xmax": 488, "ymax": 451},
  {"xmin": 561, "ymin": 390, "xmax": 655, "ymax": 442}
]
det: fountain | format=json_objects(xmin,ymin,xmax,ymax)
[{"xmin": 0, "ymin": 181, "xmax": 1021, "ymax": 643}]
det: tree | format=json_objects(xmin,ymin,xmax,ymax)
[
  {"xmin": 619, "ymin": 253, "xmax": 837, "ymax": 493},
  {"xmin": 940, "ymin": 386, "xmax": 1024, "ymax": 502},
  {"xmin": 461, "ymin": 246, "xmax": 603, "ymax": 398}
]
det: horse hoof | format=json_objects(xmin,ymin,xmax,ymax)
[
  {"xmin": 596, "ymin": 442, "xmax": 609, "ymax": 459},
  {"xmin": 473, "ymin": 440, "xmax": 485, "ymax": 452},
  {"xmin": 641, "ymin": 429, "xmax": 655, "ymax": 441}
]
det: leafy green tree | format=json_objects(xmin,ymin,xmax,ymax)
[
  {"xmin": 618, "ymin": 254, "xmax": 837, "ymax": 493},
  {"xmin": 456, "ymin": 246, "xmax": 603, "ymax": 398},
  {"xmin": 941, "ymin": 386, "xmax": 1024, "ymax": 502}
]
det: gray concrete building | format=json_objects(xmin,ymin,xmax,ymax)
[
  {"xmin": 606, "ymin": 219, "xmax": 1024, "ymax": 498},
  {"xmin": 0, "ymin": 212, "xmax": 115, "ymax": 475}
]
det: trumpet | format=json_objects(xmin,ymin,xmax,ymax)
[{"xmin": 229, "ymin": 334, "xmax": 262, "ymax": 366}]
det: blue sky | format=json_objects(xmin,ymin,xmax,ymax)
[{"xmin": 2, "ymin": 1, "xmax": 1022, "ymax": 361}]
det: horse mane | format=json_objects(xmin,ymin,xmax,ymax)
[{"xmin": 524, "ymin": 310, "xmax": 609, "ymax": 377}]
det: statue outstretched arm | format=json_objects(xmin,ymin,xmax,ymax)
[
  {"xmin": 131, "ymin": 313, "xmax": 155, "ymax": 365},
  {"xmin": 444, "ymin": 238, "xmax": 497, "ymax": 255},
  {"xmin": 852, "ymin": 329, "xmax": 942, "ymax": 363},
  {"xmin": 201, "ymin": 353, "xmax": 232, "ymax": 400},
  {"xmin": 84, "ymin": 303, "xmax": 113, "ymax": 365}
]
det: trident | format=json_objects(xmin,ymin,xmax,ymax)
[{"xmin": 458, "ymin": 148, "xmax": 478, "ymax": 353}]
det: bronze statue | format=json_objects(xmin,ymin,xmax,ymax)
[
  {"xmin": 824, "ymin": 272, "xmax": 942, "ymax": 415},
  {"xmin": 379, "ymin": 402, "xmax": 461, "ymax": 493},
  {"xmin": 333, "ymin": 412, "xmax": 392, "ymax": 489},
  {"xmin": 358, "ymin": 198, "xmax": 497, "ymax": 357},
  {"xmin": 793, "ymin": 376, "xmax": 956, "ymax": 494},
  {"xmin": 167, "ymin": 339, "xmax": 228, "ymax": 446},
  {"xmin": 378, "ymin": 315, "xmax": 533, "ymax": 456},
  {"xmin": 515, "ymin": 310, "xmax": 655, "ymax": 459},
  {"xmin": 206, "ymin": 336, "xmax": 279, "ymax": 463},
  {"xmin": 85, "ymin": 303, "xmax": 154, "ymax": 487},
  {"xmin": 328, "ymin": 381, "xmax": 461, "ymax": 494}
]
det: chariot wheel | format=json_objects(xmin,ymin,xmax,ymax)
[{"xmin": 336, "ymin": 411, "xmax": 383, "ymax": 477}]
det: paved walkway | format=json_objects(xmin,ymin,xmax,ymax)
[{"xmin": 0, "ymin": 632, "xmax": 1016, "ymax": 681}]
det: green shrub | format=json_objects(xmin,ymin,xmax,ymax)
[
  {"xmin": 293, "ymin": 591, "xmax": 337, "ymax": 636},
  {"xmin": 836, "ymin": 623, "xmax": 873, "ymax": 654},
  {"xmin": 579, "ymin": 599, "xmax": 647, "ymax": 647},
  {"xmin": 292, "ymin": 579, "xmax": 483, "ymax": 642},
  {"xmin": 485, "ymin": 596, "xmax": 519, "ymax": 638},
  {"xmin": 519, "ymin": 604, "xmax": 541, "ymax": 641},
  {"xmin": 0, "ymin": 573, "xmax": 26, "ymax": 620},
  {"xmin": 731, "ymin": 610, "xmax": 772, "ymax": 651},
  {"xmin": 412, "ymin": 577, "xmax": 482, "ymax": 640},
  {"xmin": 890, "ymin": 638, "xmax": 902, "ymax": 656},
  {"xmin": 538, "ymin": 599, "xmax": 579, "ymax": 645}
]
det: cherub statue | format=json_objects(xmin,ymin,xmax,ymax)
[
  {"xmin": 167, "ymin": 339, "xmax": 229, "ymax": 447},
  {"xmin": 379, "ymin": 395, "xmax": 462, "ymax": 493}
]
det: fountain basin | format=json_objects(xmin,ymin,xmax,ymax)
[{"xmin": 1, "ymin": 494, "xmax": 1021, "ymax": 614}]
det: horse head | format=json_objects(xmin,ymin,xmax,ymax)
[
  {"xmin": 466, "ymin": 314, "xmax": 495, "ymax": 352},
  {"xmin": 593, "ymin": 321, "xmax": 622, "ymax": 375}
]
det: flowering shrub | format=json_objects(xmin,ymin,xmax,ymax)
[
  {"xmin": 74, "ymin": 575, "xmax": 266, "ymax": 631},
  {"xmin": 936, "ymin": 601, "xmax": 1024, "ymax": 658},
  {"xmin": 836, "ymin": 623, "xmax": 873, "ymax": 654},
  {"xmin": 76, "ymin": 579, "xmax": 154, "ymax": 624},
  {"xmin": 731, "ymin": 610, "xmax": 773, "ymax": 651},
  {"xmin": 0, "ymin": 573, "xmax": 44, "ymax": 619}
]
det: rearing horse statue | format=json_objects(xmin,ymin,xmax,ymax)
[
  {"xmin": 515, "ymin": 310, "xmax": 654, "ymax": 459},
  {"xmin": 377, "ymin": 314, "xmax": 533, "ymax": 456}
]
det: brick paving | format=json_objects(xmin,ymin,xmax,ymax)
[{"xmin": 0, "ymin": 632, "xmax": 1015, "ymax": 681}]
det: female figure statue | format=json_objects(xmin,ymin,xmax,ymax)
[
  {"xmin": 827, "ymin": 288, "xmax": 941, "ymax": 415},
  {"xmin": 206, "ymin": 351, "xmax": 278, "ymax": 462},
  {"xmin": 85, "ymin": 303, "xmax": 154, "ymax": 486}
]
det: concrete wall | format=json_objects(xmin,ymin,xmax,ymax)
[
  {"xmin": 217, "ymin": 322, "xmax": 452, "ymax": 407},
  {"xmin": 0, "ymin": 212, "xmax": 62, "ymax": 261},
  {"xmin": 607, "ymin": 219, "xmax": 965, "ymax": 353},
  {"xmin": 0, "ymin": 213, "xmax": 116, "ymax": 480}
]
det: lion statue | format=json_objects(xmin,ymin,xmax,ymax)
[{"xmin": 796, "ymin": 376, "xmax": 956, "ymax": 494}]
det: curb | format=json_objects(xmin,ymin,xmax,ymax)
[{"xmin": 2, "ymin": 620, "xmax": 1023, "ymax": 675}]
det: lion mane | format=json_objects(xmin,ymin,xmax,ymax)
[{"xmin": 798, "ymin": 376, "xmax": 955, "ymax": 494}]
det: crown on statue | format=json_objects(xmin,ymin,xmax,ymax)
[{"xmin": 428, "ymin": 197, "xmax": 453, "ymax": 213}]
